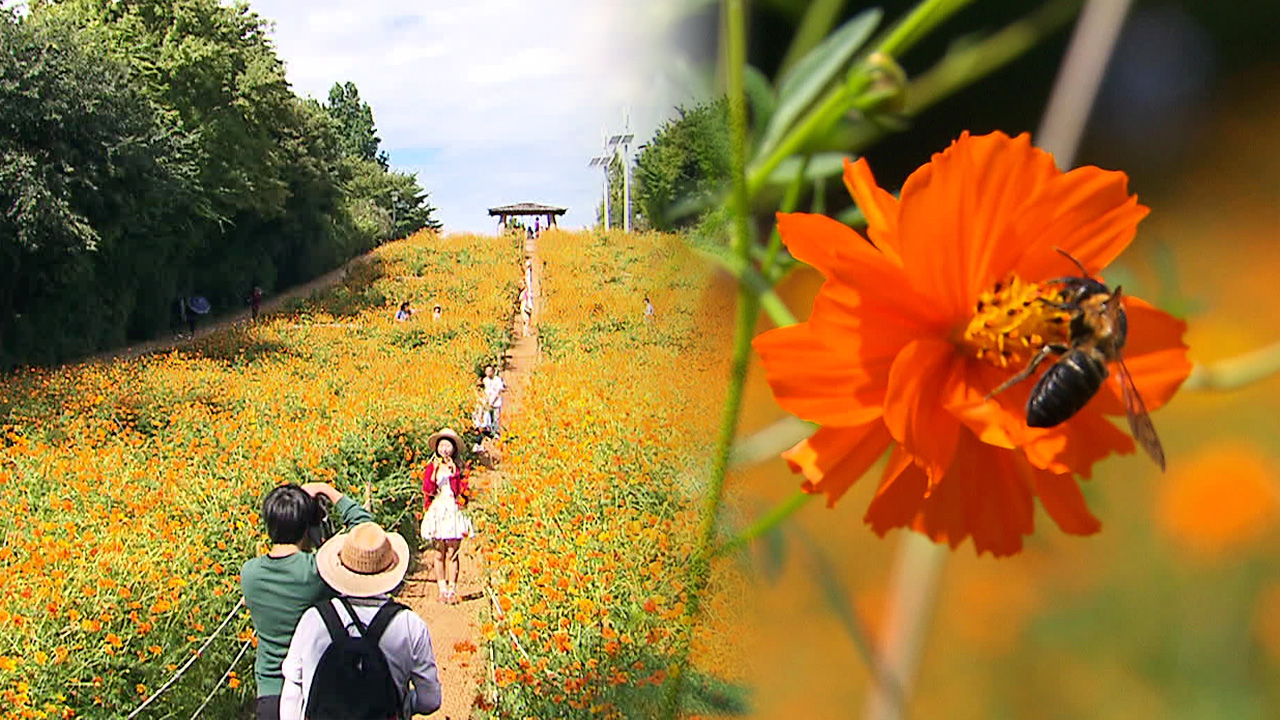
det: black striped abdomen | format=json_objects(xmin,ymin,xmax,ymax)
[{"xmin": 1025, "ymin": 351, "xmax": 1108, "ymax": 427}]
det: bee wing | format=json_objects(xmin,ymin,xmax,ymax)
[{"xmin": 1115, "ymin": 355, "xmax": 1166, "ymax": 472}]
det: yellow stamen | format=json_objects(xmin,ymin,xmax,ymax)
[{"xmin": 959, "ymin": 274, "xmax": 1072, "ymax": 369}]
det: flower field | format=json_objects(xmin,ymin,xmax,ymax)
[
  {"xmin": 476, "ymin": 229, "xmax": 750, "ymax": 718},
  {"xmin": 0, "ymin": 230, "xmax": 520, "ymax": 718}
]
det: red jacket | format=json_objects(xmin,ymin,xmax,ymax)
[{"xmin": 423, "ymin": 461, "xmax": 467, "ymax": 506}]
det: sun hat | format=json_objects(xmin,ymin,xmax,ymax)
[
  {"xmin": 315, "ymin": 522, "xmax": 410, "ymax": 598},
  {"xmin": 427, "ymin": 428, "xmax": 463, "ymax": 455}
]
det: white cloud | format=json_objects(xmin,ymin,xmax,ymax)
[{"xmin": 246, "ymin": 0, "xmax": 709, "ymax": 232}]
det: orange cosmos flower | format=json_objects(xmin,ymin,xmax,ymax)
[{"xmin": 754, "ymin": 131, "xmax": 1191, "ymax": 556}]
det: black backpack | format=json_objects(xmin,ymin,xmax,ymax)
[{"xmin": 306, "ymin": 597, "xmax": 408, "ymax": 720}]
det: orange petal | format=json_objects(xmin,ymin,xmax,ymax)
[
  {"xmin": 1010, "ymin": 165, "xmax": 1149, "ymax": 280},
  {"xmin": 775, "ymin": 212, "xmax": 875, "ymax": 279},
  {"xmin": 1021, "ymin": 407, "xmax": 1135, "ymax": 478},
  {"xmin": 883, "ymin": 338, "xmax": 961, "ymax": 482},
  {"xmin": 895, "ymin": 131, "xmax": 1061, "ymax": 322},
  {"xmin": 1099, "ymin": 295, "xmax": 1190, "ymax": 414},
  {"xmin": 917, "ymin": 433, "xmax": 1036, "ymax": 556},
  {"xmin": 864, "ymin": 446, "xmax": 928, "ymax": 535},
  {"xmin": 864, "ymin": 435, "xmax": 1037, "ymax": 557},
  {"xmin": 945, "ymin": 358, "xmax": 1029, "ymax": 449},
  {"xmin": 1031, "ymin": 468, "xmax": 1102, "ymax": 536},
  {"xmin": 842, "ymin": 157, "xmax": 902, "ymax": 265},
  {"xmin": 752, "ymin": 323, "xmax": 885, "ymax": 426},
  {"xmin": 806, "ymin": 282, "xmax": 933, "ymax": 393},
  {"xmin": 783, "ymin": 422, "xmax": 893, "ymax": 507}
]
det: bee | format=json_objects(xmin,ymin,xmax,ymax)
[{"xmin": 987, "ymin": 249, "xmax": 1166, "ymax": 471}]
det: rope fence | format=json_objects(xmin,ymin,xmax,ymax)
[
  {"xmin": 125, "ymin": 597, "xmax": 247, "ymax": 720},
  {"xmin": 190, "ymin": 639, "xmax": 253, "ymax": 719}
]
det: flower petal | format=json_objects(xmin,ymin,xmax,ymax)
[
  {"xmin": 1010, "ymin": 165, "xmax": 1149, "ymax": 280},
  {"xmin": 806, "ymin": 282, "xmax": 933, "ymax": 394},
  {"xmin": 842, "ymin": 157, "xmax": 901, "ymax": 264},
  {"xmin": 1032, "ymin": 469, "xmax": 1102, "ymax": 536},
  {"xmin": 1022, "ymin": 407, "xmax": 1135, "ymax": 478},
  {"xmin": 752, "ymin": 323, "xmax": 885, "ymax": 426},
  {"xmin": 1098, "ymin": 295, "xmax": 1190, "ymax": 414},
  {"xmin": 918, "ymin": 433, "xmax": 1036, "ymax": 556},
  {"xmin": 864, "ymin": 435, "xmax": 1037, "ymax": 557},
  {"xmin": 776, "ymin": 212, "xmax": 874, "ymax": 279},
  {"xmin": 883, "ymin": 338, "xmax": 962, "ymax": 481},
  {"xmin": 895, "ymin": 131, "xmax": 1060, "ymax": 321},
  {"xmin": 782, "ymin": 422, "xmax": 893, "ymax": 507},
  {"xmin": 864, "ymin": 446, "xmax": 928, "ymax": 534}
]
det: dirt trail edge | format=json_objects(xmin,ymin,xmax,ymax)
[{"xmin": 404, "ymin": 232, "xmax": 541, "ymax": 719}]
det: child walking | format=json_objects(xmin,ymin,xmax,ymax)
[{"xmin": 419, "ymin": 429, "xmax": 473, "ymax": 604}]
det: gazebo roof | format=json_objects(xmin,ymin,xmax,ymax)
[{"xmin": 487, "ymin": 202, "xmax": 568, "ymax": 216}]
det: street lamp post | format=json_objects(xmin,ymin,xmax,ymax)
[
  {"xmin": 607, "ymin": 109, "xmax": 634, "ymax": 233},
  {"xmin": 589, "ymin": 135, "xmax": 612, "ymax": 231}
]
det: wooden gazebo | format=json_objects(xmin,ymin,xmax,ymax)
[{"xmin": 488, "ymin": 202, "xmax": 567, "ymax": 230}]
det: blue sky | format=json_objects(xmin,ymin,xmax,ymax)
[{"xmin": 246, "ymin": 0, "xmax": 710, "ymax": 234}]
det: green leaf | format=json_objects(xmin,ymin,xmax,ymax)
[
  {"xmin": 778, "ymin": 0, "xmax": 852, "ymax": 79},
  {"xmin": 757, "ymin": 8, "xmax": 883, "ymax": 159},
  {"xmin": 743, "ymin": 64, "xmax": 777, "ymax": 141},
  {"xmin": 763, "ymin": 151, "xmax": 848, "ymax": 188}
]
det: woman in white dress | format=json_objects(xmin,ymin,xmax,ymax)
[{"xmin": 419, "ymin": 428, "xmax": 473, "ymax": 604}]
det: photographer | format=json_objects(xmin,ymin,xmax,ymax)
[{"xmin": 241, "ymin": 482, "xmax": 373, "ymax": 720}]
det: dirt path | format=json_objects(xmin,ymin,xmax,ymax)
[
  {"xmin": 82, "ymin": 252, "xmax": 370, "ymax": 365},
  {"xmin": 404, "ymin": 232, "xmax": 542, "ymax": 719}
]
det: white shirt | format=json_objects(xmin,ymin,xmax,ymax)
[
  {"xmin": 280, "ymin": 596, "xmax": 441, "ymax": 720},
  {"xmin": 483, "ymin": 376, "xmax": 505, "ymax": 408}
]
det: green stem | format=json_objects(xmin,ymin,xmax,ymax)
[
  {"xmin": 762, "ymin": 154, "xmax": 811, "ymax": 275},
  {"xmin": 822, "ymin": 0, "xmax": 1082, "ymax": 156},
  {"xmin": 713, "ymin": 490, "xmax": 814, "ymax": 558},
  {"xmin": 907, "ymin": 0, "xmax": 1082, "ymax": 112},
  {"xmin": 747, "ymin": 85, "xmax": 859, "ymax": 198},
  {"xmin": 745, "ymin": 0, "xmax": 974, "ymax": 198},
  {"xmin": 874, "ymin": 0, "xmax": 976, "ymax": 60},
  {"xmin": 1182, "ymin": 342, "xmax": 1280, "ymax": 392},
  {"xmin": 660, "ymin": 0, "xmax": 757, "ymax": 715}
]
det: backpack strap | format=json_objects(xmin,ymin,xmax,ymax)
[
  {"xmin": 337, "ymin": 597, "xmax": 368, "ymax": 635},
  {"xmin": 363, "ymin": 601, "xmax": 408, "ymax": 646},
  {"xmin": 314, "ymin": 599, "xmax": 348, "ymax": 644}
]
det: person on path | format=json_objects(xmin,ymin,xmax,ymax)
[
  {"xmin": 482, "ymin": 364, "xmax": 506, "ymax": 437},
  {"xmin": 279, "ymin": 521, "xmax": 441, "ymax": 720},
  {"xmin": 250, "ymin": 286, "xmax": 264, "ymax": 321},
  {"xmin": 471, "ymin": 380, "xmax": 490, "ymax": 447},
  {"xmin": 419, "ymin": 429, "xmax": 473, "ymax": 605},
  {"xmin": 241, "ymin": 482, "xmax": 374, "ymax": 720},
  {"xmin": 177, "ymin": 296, "xmax": 189, "ymax": 337},
  {"xmin": 520, "ymin": 286, "xmax": 533, "ymax": 337}
]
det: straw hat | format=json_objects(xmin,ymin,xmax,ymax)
[
  {"xmin": 427, "ymin": 428, "xmax": 463, "ymax": 455},
  {"xmin": 316, "ymin": 522, "xmax": 410, "ymax": 597}
]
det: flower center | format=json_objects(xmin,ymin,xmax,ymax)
[{"xmin": 959, "ymin": 274, "xmax": 1073, "ymax": 369}]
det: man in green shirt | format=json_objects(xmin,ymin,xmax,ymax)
[{"xmin": 241, "ymin": 482, "xmax": 373, "ymax": 720}]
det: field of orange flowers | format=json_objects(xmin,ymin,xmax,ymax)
[
  {"xmin": 0, "ymin": 229, "xmax": 520, "ymax": 718},
  {"xmin": 474, "ymin": 229, "xmax": 749, "ymax": 718}
]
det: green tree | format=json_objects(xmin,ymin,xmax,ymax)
[
  {"xmin": 0, "ymin": 8, "xmax": 202, "ymax": 365},
  {"xmin": 633, "ymin": 99, "xmax": 731, "ymax": 231},
  {"xmin": 326, "ymin": 80, "xmax": 388, "ymax": 168}
]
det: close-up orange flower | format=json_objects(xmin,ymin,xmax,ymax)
[{"xmin": 753, "ymin": 131, "xmax": 1193, "ymax": 556}]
